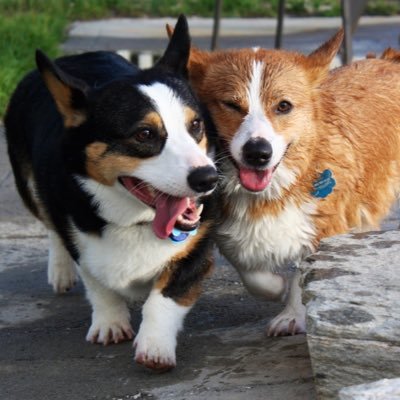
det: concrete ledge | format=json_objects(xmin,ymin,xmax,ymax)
[{"xmin": 301, "ymin": 230, "xmax": 400, "ymax": 399}]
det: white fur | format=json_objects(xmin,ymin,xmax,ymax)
[
  {"xmin": 71, "ymin": 219, "xmax": 188, "ymax": 297},
  {"xmin": 217, "ymin": 199, "xmax": 317, "ymax": 274},
  {"xmin": 47, "ymin": 230, "xmax": 77, "ymax": 293},
  {"xmin": 266, "ymin": 269, "xmax": 306, "ymax": 336},
  {"xmin": 71, "ymin": 176, "xmax": 197, "ymax": 344},
  {"xmin": 217, "ymin": 170, "xmax": 314, "ymax": 335},
  {"xmin": 134, "ymin": 288, "xmax": 190, "ymax": 367},
  {"xmin": 71, "ymin": 80, "xmax": 217, "ymax": 348},
  {"xmin": 230, "ymin": 60, "xmax": 288, "ymax": 170},
  {"xmin": 76, "ymin": 177, "xmax": 177, "ymax": 290},
  {"xmin": 218, "ymin": 61, "xmax": 312, "ymax": 337},
  {"xmin": 77, "ymin": 176, "xmax": 155, "ymax": 227},
  {"xmin": 79, "ymin": 267, "xmax": 134, "ymax": 344},
  {"xmin": 136, "ymin": 83, "xmax": 215, "ymax": 197}
]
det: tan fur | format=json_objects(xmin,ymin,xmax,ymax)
[
  {"xmin": 42, "ymin": 70, "xmax": 86, "ymax": 128},
  {"xmin": 184, "ymin": 106, "xmax": 198, "ymax": 125},
  {"xmin": 380, "ymin": 47, "xmax": 400, "ymax": 63},
  {"xmin": 198, "ymin": 136, "xmax": 208, "ymax": 152},
  {"xmin": 85, "ymin": 111, "xmax": 169, "ymax": 185},
  {"xmin": 86, "ymin": 142, "xmax": 140, "ymax": 185},
  {"xmin": 188, "ymin": 33, "xmax": 400, "ymax": 246},
  {"xmin": 142, "ymin": 111, "xmax": 164, "ymax": 130},
  {"xmin": 183, "ymin": 106, "xmax": 208, "ymax": 150}
]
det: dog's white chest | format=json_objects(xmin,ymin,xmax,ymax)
[
  {"xmin": 216, "ymin": 197, "xmax": 316, "ymax": 272},
  {"xmin": 73, "ymin": 223, "xmax": 183, "ymax": 293}
]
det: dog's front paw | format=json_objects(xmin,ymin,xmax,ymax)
[
  {"xmin": 134, "ymin": 330, "xmax": 176, "ymax": 372},
  {"xmin": 86, "ymin": 315, "xmax": 134, "ymax": 345},
  {"xmin": 266, "ymin": 307, "xmax": 306, "ymax": 337}
]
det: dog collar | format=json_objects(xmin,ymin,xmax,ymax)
[
  {"xmin": 169, "ymin": 227, "xmax": 198, "ymax": 243},
  {"xmin": 311, "ymin": 169, "xmax": 336, "ymax": 198}
]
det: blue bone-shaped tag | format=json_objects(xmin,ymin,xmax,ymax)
[
  {"xmin": 169, "ymin": 227, "xmax": 198, "ymax": 243},
  {"xmin": 311, "ymin": 169, "xmax": 336, "ymax": 198}
]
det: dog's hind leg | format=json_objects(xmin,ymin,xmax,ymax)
[
  {"xmin": 79, "ymin": 268, "xmax": 134, "ymax": 345},
  {"xmin": 48, "ymin": 230, "xmax": 78, "ymax": 293},
  {"xmin": 266, "ymin": 268, "xmax": 306, "ymax": 336}
]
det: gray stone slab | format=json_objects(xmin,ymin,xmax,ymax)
[
  {"xmin": 301, "ymin": 230, "xmax": 400, "ymax": 399},
  {"xmin": 339, "ymin": 378, "xmax": 400, "ymax": 399}
]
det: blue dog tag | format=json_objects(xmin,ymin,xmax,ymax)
[
  {"xmin": 169, "ymin": 227, "xmax": 198, "ymax": 243},
  {"xmin": 311, "ymin": 169, "xmax": 336, "ymax": 198}
]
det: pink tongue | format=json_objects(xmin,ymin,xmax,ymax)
[
  {"xmin": 239, "ymin": 168, "xmax": 273, "ymax": 192},
  {"xmin": 152, "ymin": 195, "xmax": 188, "ymax": 239}
]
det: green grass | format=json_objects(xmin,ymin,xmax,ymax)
[
  {"xmin": 0, "ymin": 0, "xmax": 399, "ymax": 118},
  {"xmin": 0, "ymin": 11, "xmax": 66, "ymax": 117}
]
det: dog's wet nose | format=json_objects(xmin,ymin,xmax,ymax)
[
  {"xmin": 187, "ymin": 166, "xmax": 218, "ymax": 193},
  {"xmin": 242, "ymin": 138, "xmax": 272, "ymax": 167}
]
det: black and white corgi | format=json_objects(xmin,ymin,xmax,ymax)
[{"xmin": 4, "ymin": 15, "xmax": 218, "ymax": 371}]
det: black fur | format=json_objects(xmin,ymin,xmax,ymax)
[
  {"xmin": 5, "ymin": 14, "xmax": 218, "ymax": 370},
  {"xmin": 5, "ymin": 47, "xmax": 208, "ymax": 260},
  {"xmin": 162, "ymin": 194, "xmax": 216, "ymax": 301}
]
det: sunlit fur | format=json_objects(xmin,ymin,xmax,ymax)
[{"xmin": 187, "ymin": 29, "xmax": 400, "ymax": 335}]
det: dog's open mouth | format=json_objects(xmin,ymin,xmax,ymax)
[
  {"xmin": 119, "ymin": 176, "xmax": 203, "ymax": 240},
  {"xmin": 238, "ymin": 166, "xmax": 278, "ymax": 192}
]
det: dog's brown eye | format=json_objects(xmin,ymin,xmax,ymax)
[
  {"xmin": 276, "ymin": 100, "xmax": 292, "ymax": 114},
  {"xmin": 190, "ymin": 119, "xmax": 202, "ymax": 135},
  {"xmin": 135, "ymin": 128, "xmax": 153, "ymax": 142},
  {"xmin": 221, "ymin": 101, "xmax": 242, "ymax": 113}
]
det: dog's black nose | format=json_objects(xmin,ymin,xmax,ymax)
[
  {"xmin": 187, "ymin": 166, "xmax": 218, "ymax": 193},
  {"xmin": 242, "ymin": 138, "xmax": 272, "ymax": 167}
]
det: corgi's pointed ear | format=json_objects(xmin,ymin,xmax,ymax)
[
  {"xmin": 164, "ymin": 18, "xmax": 210, "ymax": 85},
  {"xmin": 156, "ymin": 14, "xmax": 190, "ymax": 76},
  {"xmin": 306, "ymin": 29, "xmax": 343, "ymax": 80},
  {"xmin": 165, "ymin": 23, "xmax": 174, "ymax": 39},
  {"xmin": 380, "ymin": 47, "xmax": 400, "ymax": 63},
  {"xmin": 36, "ymin": 50, "xmax": 89, "ymax": 128},
  {"xmin": 308, "ymin": 29, "xmax": 344, "ymax": 67}
]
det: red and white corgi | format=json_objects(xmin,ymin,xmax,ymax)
[
  {"xmin": 5, "ymin": 16, "xmax": 218, "ymax": 371},
  {"xmin": 173, "ymin": 26, "xmax": 400, "ymax": 335}
]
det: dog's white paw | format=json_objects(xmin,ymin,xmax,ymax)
[
  {"xmin": 134, "ymin": 329, "xmax": 176, "ymax": 372},
  {"xmin": 266, "ymin": 307, "xmax": 306, "ymax": 337},
  {"xmin": 48, "ymin": 260, "xmax": 78, "ymax": 294},
  {"xmin": 86, "ymin": 315, "xmax": 134, "ymax": 345}
]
